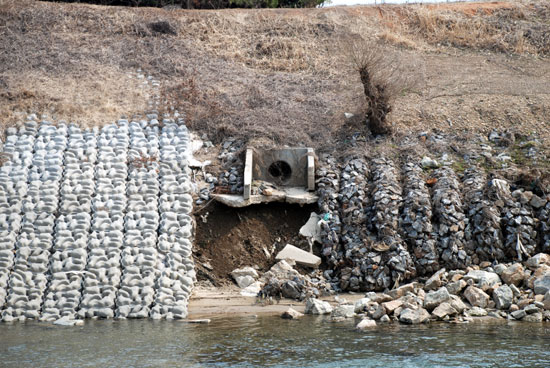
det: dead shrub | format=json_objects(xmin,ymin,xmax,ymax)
[
  {"xmin": 148, "ymin": 20, "xmax": 177, "ymax": 36},
  {"xmin": 347, "ymin": 40, "xmax": 422, "ymax": 135}
]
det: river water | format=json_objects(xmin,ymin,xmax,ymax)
[{"xmin": 1, "ymin": 316, "xmax": 549, "ymax": 367}]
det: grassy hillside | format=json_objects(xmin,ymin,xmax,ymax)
[{"xmin": 1, "ymin": 0, "xmax": 549, "ymax": 150}]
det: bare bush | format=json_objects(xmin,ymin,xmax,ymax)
[{"xmin": 348, "ymin": 40, "xmax": 422, "ymax": 135}]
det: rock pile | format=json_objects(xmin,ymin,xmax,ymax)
[
  {"xmin": 432, "ymin": 167, "xmax": 471, "ymax": 269},
  {"xmin": 338, "ymin": 156, "xmax": 369, "ymax": 291},
  {"xmin": 315, "ymin": 154, "xmax": 341, "ymax": 272},
  {"xmin": 301, "ymin": 253, "xmax": 550, "ymax": 325},
  {"xmin": 489, "ymin": 180, "xmax": 539, "ymax": 261},
  {"xmin": 365, "ymin": 158, "xmax": 415, "ymax": 290},
  {"xmin": 538, "ymin": 201, "xmax": 550, "ymax": 253},
  {"xmin": 217, "ymin": 138, "xmax": 244, "ymax": 194},
  {"xmin": 462, "ymin": 168, "xmax": 505, "ymax": 263},
  {"xmin": 400, "ymin": 162, "xmax": 439, "ymax": 275}
]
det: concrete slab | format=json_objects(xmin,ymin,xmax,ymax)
[
  {"xmin": 212, "ymin": 188, "xmax": 318, "ymax": 208},
  {"xmin": 275, "ymin": 244, "xmax": 321, "ymax": 268}
]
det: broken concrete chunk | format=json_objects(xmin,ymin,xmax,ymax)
[
  {"xmin": 240, "ymin": 281, "xmax": 262, "ymax": 297},
  {"xmin": 299, "ymin": 212, "xmax": 322, "ymax": 244},
  {"xmin": 231, "ymin": 267, "xmax": 259, "ymax": 288},
  {"xmin": 275, "ymin": 244, "xmax": 321, "ymax": 268}
]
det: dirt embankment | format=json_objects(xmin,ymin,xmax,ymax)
[
  {"xmin": 1, "ymin": 0, "xmax": 549, "ymax": 151},
  {"xmin": 194, "ymin": 202, "xmax": 316, "ymax": 286}
]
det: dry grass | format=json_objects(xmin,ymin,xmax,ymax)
[
  {"xmin": 376, "ymin": 1, "xmax": 550, "ymax": 56},
  {"xmin": 0, "ymin": 0, "xmax": 549, "ymax": 151}
]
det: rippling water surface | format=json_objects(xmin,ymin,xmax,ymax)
[{"xmin": 1, "ymin": 316, "xmax": 549, "ymax": 367}]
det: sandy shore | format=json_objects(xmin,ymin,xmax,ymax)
[{"xmin": 187, "ymin": 286, "xmax": 366, "ymax": 319}]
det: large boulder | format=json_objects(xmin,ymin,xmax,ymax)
[
  {"xmin": 399, "ymin": 308, "xmax": 430, "ymax": 324},
  {"xmin": 449, "ymin": 295, "xmax": 468, "ymax": 313},
  {"xmin": 382, "ymin": 299, "xmax": 403, "ymax": 315},
  {"xmin": 446, "ymin": 280, "xmax": 467, "ymax": 295},
  {"xmin": 305, "ymin": 298, "xmax": 333, "ymax": 315},
  {"xmin": 332, "ymin": 304, "xmax": 355, "ymax": 319},
  {"xmin": 464, "ymin": 286, "xmax": 490, "ymax": 308},
  {"xmin": 425, "ymin": 269, "xmax": 446, "ymax": 291},
  {"xmin": 463, "ymin": 270, "xmax": 501, "ymax": 292},
  {"xmin": 534, "ymin": 275, "xmax": 550, "ymax": 295},
  {"xmin": 432, "ymin": 302, "xmax": 457, "ymax": 320},
  {"xmin": 388, "ymin": 283, "xmax": 416, "ymax": 299},
  {"xmin": 424, "ymin": 287, "xmax": 451, "ymax": 311},
  {"xmin": 281, "ymin": 280, "xmax": 303, "ymax": 300},
  {"xmin": 501, "ymin": 264, "xmax": 525, "ymax": 286},
  {"xmin": 526, "ymin": 253, "xmax": 550, "ymax": 270},
  {"xmin": 493, "ymin": 285, "xmax": 513, "ymax": 310}
]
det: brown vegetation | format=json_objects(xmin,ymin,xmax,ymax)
[{"xmin": 0, "ymin": 0, "xmax": 549, "ymax": 151}]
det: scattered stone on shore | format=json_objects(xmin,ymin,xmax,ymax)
[
  {"xmin": 493, "ymin": 285, "xmax": 513, "ymax": 310},
  {"xmin": 281, "ymin": 307, "xmax": 304, "ymax": 320},
  {"xmin": 399, "ymin": 308, "xmax": 430, "ymax": 324},
  {"xmin": 424, "ymin": 287, "xmax": 451, "ymax": 311},
  {"xmin": 305, "ymin": 298, "xmax": 333, "ymax": 315},
  {"xmin": 356, "ymin": 318, "xmax": 376, "ymax": 329}
]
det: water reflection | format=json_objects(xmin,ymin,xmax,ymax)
[{"xmin": 1, "ymin": 316, "xmax": 549, "ymax": 367}]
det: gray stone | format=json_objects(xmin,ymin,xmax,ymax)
[
  {"xmin": 493, "ymin": 264, "xmax": 507, "ymax": 275},
  {"xmin": 354, "ymin": 298, "xmax": 371, "ymax": 313},
  {"xmin": 449, "ymin": 295, "xmax": 468, "ymax": 313},
  {"xmin": 367, "ymin": 303, "xmax": 386, "ymax": 320},
  {"xmin": 526, "ymin": 253, "xmax": 550, "ymax": 270},
  {"xmin": 524, "ymin": 304, "xmax": 540, "ymax": 314},
  {"xmin": 387, "ymin": 283, "xmax": 416, "ymax": 300},
  {"xmin": 399, "ymin": 308, "xmax": 430, "ymax": 324},
  {"xmin": 421, "ymin": 156, "xmax": 439, "ymax": 169},
  {"xmin": 424, "ymin": 287, "xmax": 451, "ymax": 311},
  {"xmin": 380, "ymin": 314, "xmax": 391, "ymax": 323},
  {"xmin": 534, "ymin": 275, "xmax": 550, "ymax": 295},
  {"xmin": 281, "ymin": 280, "xmax": 303, "ymax": 300},
  {"xmin": 529, "ymin": 195, "xmax": 547, "ymax": 209},
  {"xmin": 523, "ymin": 312, "xmax": 543, "ymax": 322},
  {"xmin": 305, "ymin": 298, "xmax": 333, "ymax": 315},
  {"xmin": 432, "ymin": 302, "xmax": 457, "ymax": 320},
  {"xmin": 493, "ymin": 285, "xmax": 513, "ymax": 310},
  {"xmin": 464, "ymin": 286, "xmax": 490, "ymax": 308},
  {"xmin": 332, "ymin": 304, "xmax": 355, "ymax": 319},
  {"xmin": 511, "ymin": 309, "xmax": 526, "ymax": 320},
  {"xmin": 464, "ymin": 270, "xmax": 501, "ymax": 291},
  {"xmin": 446, "ymin": 280, "xmax": 467, "ymax": 295},
  {"xmin": 382, "ymin": 299, "xmax": 403, "ymax": 314},
  {"xmin": 467, "ymin": 307, "xmax": 488, "ymax": 317}
]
